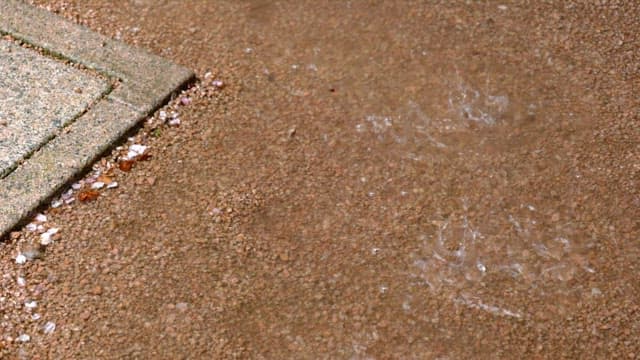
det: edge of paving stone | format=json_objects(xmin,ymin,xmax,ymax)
[{"xmin": 0, "ymin": 0, "xmax": 196, "ymax": 238}]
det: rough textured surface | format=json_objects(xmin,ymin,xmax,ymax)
[
  {"xmin": 0, "ymin": 98, "xmax": 139, "ymax": 239},
  {"xmin": 0, "ymin": 1, "xmax": 638, "ymax": 359},
  {"xmin": 0, "ymin": 0, "xmax": 194, "ymax": 237},
  {"xmin": 0, "ymin": 39, "xmax": 109, "ymax": 178},
  {"xmin": 0, "ymin": 0, "xmax": 194, "ymax": 113}
]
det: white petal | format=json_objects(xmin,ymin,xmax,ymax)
[
  {"xmin": 129, "ymin": 144, "xmax": 148, "ymax": 155},
  {"xmin": 107, "ymin": 182, "xmax": 119, "ymax": 189},
  {"xmin": 91, "ymin": 181, "xmax": 105, "ymax": 189},
  {"xmin": 43, "ymin": 322, "xmax": 56, "ymax": 334},
  {"xmin": 40, "ymin": 233, "xmax": 53, "ymax": 246},
  {"xmin": 25, "ymin": 300, "xmax": 37, "ymax": 309},
  {"xmin": 15, "ymin": 254, "xmax": 27, "ymax": 264}
]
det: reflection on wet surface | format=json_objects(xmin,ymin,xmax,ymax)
[{"xmin": 235, "ymin": 0, "xmax": 608, "ymax": 325}]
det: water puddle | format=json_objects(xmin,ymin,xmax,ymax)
[
  {"xmin": 404, "ymin": 198, "xmax": 597, "ymax": 319},
  {"xmin": 353, "ymin": 74, "xmax": 539, "ymax": 163},
  {"xmin": 351, "ymin": 73, "xmax": 595, "ymax": 319}
]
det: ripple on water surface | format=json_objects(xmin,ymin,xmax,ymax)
[{"xmin": 351, "ymin": 73, "xmax": 595, "ymax": 319}]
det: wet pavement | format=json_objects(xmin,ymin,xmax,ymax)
[{"xmin": 1, "ymin": 0, "xmax": 639, "ymax": 358}]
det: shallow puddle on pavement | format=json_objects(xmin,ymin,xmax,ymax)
[
  {"xmin": 236, "ymin": 1, "xmax": 604, "ymax": 322},
  {"xmin": 343, "ymin": 67, "xmax": 597, "ymax": 318},
  {"xmin": 217, "ymin": 1, "xmax": 608, "ymax": 351}
]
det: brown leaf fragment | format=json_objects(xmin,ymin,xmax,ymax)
[
  {"xmin": 78, "ymin": 190, "xmax": 100, "ymax": 202},
  {"xmin": 119, "ymin": 160, "xmax": 134, "ymax": 172}
]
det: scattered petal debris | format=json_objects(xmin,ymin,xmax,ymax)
[{"xmin": 34, "ymin": 214, "xmax": 47, "ymax": 222}]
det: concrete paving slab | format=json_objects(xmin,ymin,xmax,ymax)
[
  {"xmin": 0, "ymin": 39, "xmax": 111, "ymax": 178},
  {"xmin": 0, "ymin": 0, "xmax": 195, "ymax": 238}
]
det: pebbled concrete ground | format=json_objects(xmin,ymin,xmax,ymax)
[{"xmin": 0, "ymin": 1, "xmax": 638, "ymax": 358}]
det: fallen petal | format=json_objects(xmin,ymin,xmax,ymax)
[
  {"xmin": 15, "ymin": 254, "xmax": 27, "ymax": 264},
  {"xmin": 40, "ymin": 233, "xmax": 53, "ymax": 246},
  {"xmin": 91, "ymin": 181, "xmax": 105, "ymax": 190},
  {"xmin": 17, "ymin": 334, "xmax": 30, "ymax": 343},
  {"xmin": 43, "ymin": 322, "xmax": 56, "ymax": 334}
]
